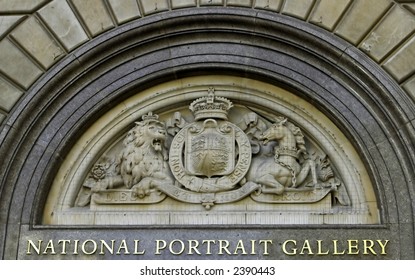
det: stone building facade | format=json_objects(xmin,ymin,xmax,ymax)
[{"xmin": 0, "ymin": 0, "xmax": 414, "ymax": 259}]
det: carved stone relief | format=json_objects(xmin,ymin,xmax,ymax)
[
  {"xmin": 75, "ymin": 87, "xmax": 350, "ymax": 211},
  {"xmin": 44, "ymin": 76, "xmax": 378, "ymax": 225}
]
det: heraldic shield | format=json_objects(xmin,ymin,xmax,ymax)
[
  {"xmin": 168, "ymin": 88, "xmax": 253, "ymax": 194},
  {"xmin": 73, "ymin": 86, "xmax": 352, "ymax": 212},
  {"xmin": 185, "ymin": 119, "xmax": 235, "ymax": 178}
]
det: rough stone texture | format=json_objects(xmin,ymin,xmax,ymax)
[
  {"xmin": 107, "ymin": 0, "xmax": 141, "ymax": 24},
  {"xmin": 403, "ymin": 3, "xmax": 415, "ymax": 14},
  {"xmin": 139, "ymin": 0, "xmax": 169, "ymax": 15},
  {"xmin": 37, "ymin": 0, "xmax": 89, "ymax": 51},
  {"xmin": 0, "ymin": 39, "xmax": 43, "ymax": 89},
  {"xmin": 0, "ymin": 16, "xmax": 25, "ymax": 38},
  {"xmin": 0, "ymin": 1, "xmax": 414, "ymax": 261},
  {"xmin": 11, "ymin": 16, "xmax": 65, "ymax": 69},
  {"xmin": 0, "ymin": 77, "xmax": 23, "ymax": 111},
  {"xmin": 335, "ymin": 0, "xmax": 392, "ymax": 44},
  {"xmin": 227, "ymin": 0, "xmax": 252, "ymax": 7},
  {"xmin": 70, "ymin": 0, "xmax": 114, "ymax": 37},
  {"xmin": 403, "ymin": 75, "xmax": 415, "ymax": 101},
  {"xmin": 254, "ymin": 0, "xmax": 282, "ymax": 12},
  {"xmin": 0, "ymin": 0, "xmax": 48, "ymax": 13},
  {"xmin": 310, "ymin": 0, "xmax": 351, "ymax": 31},
  {"xmin": 200, "ymin": 0, "xmax": 223, "ymax": 5},
  {"xmin": 0, "ymin": 0, "xmax": 414, "ymax": 128},
  {"xmin": 171, "ymin": 0, "xmax": 197, "ymax": 9},
  {"xmin": 360, "ymin": 5, "xmax": 415, "ymax": 62},
  {"xmin": 281, "ymin": 0, "xmax": 315, "ymax": 20},
  {"xmin": 384, "ymin": 35, "xmax": 415, "ymax": 82}
]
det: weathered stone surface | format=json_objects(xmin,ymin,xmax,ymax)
[
  {"xmin": 0, "ymin": 39, "xmax": 42, "ymax": 89},
  {"xmin": 139, "ymin": 0, "xmax": 169, "ymax": 15},
  {"xmin": 11, "ymin": 16, "xmax": 65, "ymax": 69},
  {"xmin": 384, "ymin": 35, "xmax": 415, "ymax": 82},
  {"xmin": 360, "ymin": 5, "xmax": 415, "ymax": 62},
  {"xmin": 200, "ymin": 0, "xmax": 223, "ymax": 5},
  {"xmin": 171, "ymin": 0, "xmax": 197, "ymax": 9},
  {"xmin": 403, "ymin": 75, "xmax": 415, "ymax": 101},
  {"xmin": 254, "ymin": 0, "xmax": 282, "ymax": 12},
  {"xmin": 0, "ymin": 16, "xmax": 24, "ymax": 38},
  {"xmin": 281, "ymin": 0, "xmax": 315, "ymax": 20},
  {"xmin": 335, "ymin": 0, "xmax": 392, "ymax": 44},
  {"xmin": 227, "ymin": 0, "xmax": 252, "ymax": 7},
  {"xmin": 0, "ymin": 0, "xmax": 48, "ymax": 13},
  {"xmin": 107, "ymin": 0, "xmax": 141, "ymax": 24},
  {"xmin": 0, "ymin": 77, "xmax": 23, "ymax": 111},
  {"xmin": 0, "ymin": 2, "xmax": 414, "ymax": 261},
  {"xmin": 71, "ymin": 0, "xmax": 114, "ymax": 37},
  {"xmin": 403, "ymin": 3, "xmax": 415, "ymax": 15},
  {"xmin": 310, "ymin": 0, "xmax": 351, "ymax": 31},
  {"xmin": 38, "ymin": 0, "xmax": 89, "ymax": 51}
]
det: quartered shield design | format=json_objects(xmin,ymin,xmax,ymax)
[{"xmin": 185, "ymin": 120, "xmax": 235, "ymax": 177}]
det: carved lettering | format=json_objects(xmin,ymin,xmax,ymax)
[
  {"xmin": 25, "ymin": 238, "xmax": 389, "ymax": 256},
  {"xmin": 281, "ymin": 239, "xmax": 389, "ymax": 256}
]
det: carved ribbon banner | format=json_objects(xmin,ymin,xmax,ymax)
[
  {"xmin": 92, "ymin": 190, "xmax": 166, "ymax": 205},
  {"xmin": 76, "ymin": 88, "xmax": 349, "ymax": 210},
  {"xmin": 251, "ymin": 188, "xmax": 333, "ymax": 204}
]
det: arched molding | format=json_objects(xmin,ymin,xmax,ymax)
[
  {"xmin": 1, "ymin": 1, "xmax": 415, "ymax": 124},
  {"xmin": 0, "ymin": 7, "xmax": 414, "ymax": 259}
]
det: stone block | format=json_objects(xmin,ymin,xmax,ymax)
[
  {"xmin": 254, "ymin": 0, "xmax": 282, "ymax": 12},
  {"xmin": 11, "ymin": 16, "xmax": 65, "ymax": 69},
  {"xmin": 403, "ymin": 75, "xmax": 415, "ymax": 102},
  {"xmin": 171, "ymin": 0, "xmax": 197, "ymax": 9},
  {"xmin": 281, "ymin": 0, "xmax": 315, "ymax": 20},
  {"xmin": 107, "ymin": 0, "xmax": 141, "ymax": 24},
  {"xmin": 0, "ymin": 112, "xmax": 5, "ymax": 124},
  {"xmin": 38, "ymin": 0, "xmax": 89, "ymax": 51},
  {"xmin": 384, "ymin": 35, "xmax": 415, "ymax": 82},
  {"xmin": 139, "ymin": 0, "xmax": 169, "ymax": 15},
  {"xmin": 0, "ymin": 16, "xmax": 25, "ymax": 38},
  {"xmin": 403, "ymin": 3, "xmax": 415, "ymax": 15},
  {"xmin": 0, "ymin": 77, "xmax": 23, "ymax": 112},
  {"xmin": 200, "ymin": 0, "xmax": 223, "ymax": 5},
  {"xmin": 0, "ymin": 39, "xmax": 42, "ymax": 89},
  {"xmin": 360, "ymin": 5, "xmax": 415, "ymax": 62},
  {"xmin": 0, "ymin": 0, "xmax": 48, "ymax": 13},
  {"xmin": 71, "ymin": 0, "xmax": 114, "ymax": 37},
  {"xmin": 310, "ymin": 0, "xmax": 351, "ymax": 31},
  {"xmin": 335, "ymin": 0, "xmax": 392, "ymax": 45},
  {"xmin": 227, "ymin": 0, "xmax": 252, "ymax": 7}
]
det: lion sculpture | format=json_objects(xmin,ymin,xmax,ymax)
[
  {"xmin": 117, "ymin": 112, "xmax": 173, "ymax": 197},
  {"xmin": 75, "ymin": 112, "xmax": 173, "ymax": 206}
]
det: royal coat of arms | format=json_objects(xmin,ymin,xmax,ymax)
[
  {"xmin": 169, "ymin": 88, "xmax": 252, "ymax": 194},
  {"xmin": 186, "ymin": 124, "xmax": 234, "ymax": 177},
  {"xmin": 76, "ymin": 87, "xmax": 349, "ymax": 210}
]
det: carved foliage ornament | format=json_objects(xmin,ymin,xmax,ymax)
[{"xmin": 76, "ymin": 87, "xmax": 350, "ymax": 210}]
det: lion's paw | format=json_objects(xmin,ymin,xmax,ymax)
[{"xmin": 131, "ymin": 179, "xmax": 152, "ymax": 198}]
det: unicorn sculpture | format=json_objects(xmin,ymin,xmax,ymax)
[{"xmin": 246, "ymin": 116, "xmax": 319, "ymax": 195}]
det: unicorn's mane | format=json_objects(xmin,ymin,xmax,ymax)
[{"xmin": 286, "ymin": 122, "xmax": 307, "ymax": 156}]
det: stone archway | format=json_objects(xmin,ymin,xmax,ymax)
[{"xmin": 0, "ymin": 5, "xmax": 414, "ymax": 259}]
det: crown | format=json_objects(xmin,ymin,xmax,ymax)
[
  {"xmin": 189, "ymin": 87, "xmax": 233, "ymax": 120},
  {"xmin": 137, "ymin": 112, "xmax": 160, "ymax": 125}
]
